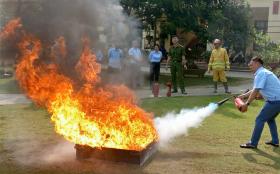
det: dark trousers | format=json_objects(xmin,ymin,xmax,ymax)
[
  {"xmin": 107, "ymin": 66, "xmax": 121, "ymax": 84},
  {"xmin": 170, "ymin": 62, "xmax": 185, "ymax": 92},
  {"xmin": 251, "ymin": 101, "xmax": 280, "ymax": 146},
  {"xmin": 150, "ymin": 62, "xmax": 160, "ymax": 86},
  {"xmin": 128, "ymin": 63, "xmax": 142, "ymax": 89}
]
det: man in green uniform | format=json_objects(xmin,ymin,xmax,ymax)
[{"xmin": 167, "ymin": 36, "xmax": 187, "ymax": 94}]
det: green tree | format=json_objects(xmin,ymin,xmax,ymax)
[
  {"xmin": 207, "ymin": 0, "xmax": 253, "ymax": 51},
  {"xmin": 254, "ymin": 30, "xmax": 280, "ymax": 63},
  {"xmin": 120, "ymin": 0, "xmax": 253, "ymax": 52}
]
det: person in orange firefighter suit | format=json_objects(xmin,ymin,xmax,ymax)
[{"xmin": 207, "ymin": 39, "xmax": 231, "ymax": 93}]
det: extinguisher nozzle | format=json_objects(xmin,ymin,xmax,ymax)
[{"xmin": 217, "ymin": 97, "xmax": 231, "ymax": 106}]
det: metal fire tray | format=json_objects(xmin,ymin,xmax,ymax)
[{"xmin": 75, "ymin": 141, "xmax": 158, "ymax": 166}]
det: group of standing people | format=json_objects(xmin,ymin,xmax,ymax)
[
  {"xmin": 99, "ymin": 36, "xmax": 233, "ymax": 95},
  {"xmin": 102, "ymin": 40, "xmax": 144, "ymax": 88},
  {"xmin": 97, "ymin": 39, "xmax": 164, "ymax": 89},
  {"xmin": 148, "ymin": 35, "xmax": 187, "ymax": 95},
  {"xmin": 150, "ymin": 36, "xmax": 231, "ymax": 95}
]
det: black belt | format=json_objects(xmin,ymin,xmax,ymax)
[{"xmin": 267, "ymin": 100, "xmax": 280, "ymax": 104}]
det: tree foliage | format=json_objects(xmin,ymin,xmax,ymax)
[
  {"xmin": 120, "ymin": 0, "xmax": 253, "ymax": 51},
  {"xmin": 254, "ymin": 30, "xmax": 280, "ymax": 63}
]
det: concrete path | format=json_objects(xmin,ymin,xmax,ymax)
[
  {"xmin": 135, "ymin": 82, "xmax": 252, "ymax": 99},
  {"xmin": 142, "ymin": 66, "xmax": 253, "ymax": 78},
  {"xmin": 0, "ymin": 94, "xmax": 31, "ymax": 105},
  {"xmin": 136, "ymin": 71, "xmax": 253, "ymax": 99}
]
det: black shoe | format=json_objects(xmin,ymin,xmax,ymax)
[
  {"xmin": 213, "ymin": 90, "xmax": 217, "ymax": 93},
  {"xmin": 181, "ymin": 91, "xmax": 187, "ymax": 95},
  {"xmin": 240, "ymin": 143, "xmax": 257, "ymax": 149},
  {"xmin": 225, "ymin": 91, "xmax": 231, "ymax": 94},
  {"xmin": 171, "ymin": 90, "xmax": 178, "ymax": 93},
  {"xmin": 265, "ymin": 141, "xmax": 279, "ymax": 147}
]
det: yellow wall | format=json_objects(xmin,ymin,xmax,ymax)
[{"xmin": 248, "ymin": 0, "xmax": 280, "ymax": 43}]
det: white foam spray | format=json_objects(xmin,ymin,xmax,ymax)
[{"xmin": 155, "ymin": 103, "xmax": 218, "ymax": 146}]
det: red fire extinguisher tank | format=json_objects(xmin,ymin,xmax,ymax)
[{"xmin": 234, "ymin": 97, "xmax": 247, "ymax": 112}]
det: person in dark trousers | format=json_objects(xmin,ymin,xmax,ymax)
[
  {"xmin": 167, "ymin": 36, "xmax": 187, "ymax": 94},
  {"xmin": 149, "ymin": 44, "xmax": 162, "ymax": 87},
  {"xmin": 159, "ymin": 44, "xmax": 167, "ymax": 62},
  {"xmin": 238, "ymin": 56, "xmax": 280, "ymax": 148}
]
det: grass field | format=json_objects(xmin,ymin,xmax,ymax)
[
  {"xmin": 0, "ymin": 96, "xmax": 279, "ymax": 174},
  {"xmin": 0, "ymin": 77, "xmax": 21, "ymax": 94}
]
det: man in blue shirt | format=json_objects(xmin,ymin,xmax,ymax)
[
  {"xmin": 239, "ymin": 56, "xmax": 280, "ymax": 148},
  {"xmin": 128, "ymin": 40, "xmax": 142, "ymax": 64},
  {"xmin": 128, "ymin": 40, "xmax": 143, "ymax": 88},
  {"xmin": 108, "ymin": 45, "xmax": 123, "ymax": 71},
  {"xmin": 107, "ymin": 44, "xmax": 123, "ymax": 84}
]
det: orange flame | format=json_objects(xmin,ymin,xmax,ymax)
[
  {"xmin": 50, "ymin": 36, "xmax": 66, "ymax": 60},
  {"xmin": 15, "ymin": 34, "xmax": 158, "ymax": 151},
  {"xmin": 0, "ymin": 18, "xmax": 22, "ymax": 40}
]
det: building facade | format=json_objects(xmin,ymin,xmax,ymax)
[{"xmin": 248, "ymin": 0, "xmax": 280, "ymax": 43}]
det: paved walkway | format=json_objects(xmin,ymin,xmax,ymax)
[
  {"xmin": 136, "ymin": 71, "xmax": 253, "ymax": 99},
  {"xmin": 0, "ymin": 94, "xmax": 31, "ymax": 105},
  {"xmin": 135, "ymin": 81, "xmax": 252, "ymax": 99},
  {"xmin": 0, "ymin": 71, "xmax": 253, "ymax": 105}
]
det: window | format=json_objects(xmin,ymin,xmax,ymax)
[
  {"xmin": 255, "ymin": 20, "xmax": 268, "ymax": 33},
  {"xmin": 273, "ymin": 1, "xmax": 280, "ymax": 14}
]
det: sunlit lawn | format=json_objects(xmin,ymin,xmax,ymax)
[{"xmin": 0, "ymin": 96, "xmax": 279, "ymax": 174}]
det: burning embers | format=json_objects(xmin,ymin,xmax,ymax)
[{"xmin": 1, "ymin": 18, "xmax": 159, "ymax": 164}]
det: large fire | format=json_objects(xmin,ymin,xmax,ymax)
[{"xmin": 2, "ymin": 18, "xmax": 158, "ymax": 151}]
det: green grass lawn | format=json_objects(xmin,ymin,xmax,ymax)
[
  {"xmin": 0, "ymin": 77, "xmax": 21, "ymax": 94},
  {"xmin": 142, "ymin": 96, "xmax": 280, "ymax": 174},
  {"xmin": 0, "ymin": 96, "xmax": 279, "ymax": 174}
]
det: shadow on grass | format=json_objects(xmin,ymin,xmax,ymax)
[
  {"xmin": 155, "ymin": 150, "xmax": 220, "ymax": 161},
  {"xmin": 223, "ymin": 109, "xmax": 245, "ymax": 119},
  {"xmin": 243, "ymin": 149, "xmax": 280, "ymax": 170},
  {"xmin": 273, "ymin": 147, "xmax": 280, "ymax": 155},
  {"xmin": 217, "ymin": 105, "xmax": 245, "ymax": 119}
]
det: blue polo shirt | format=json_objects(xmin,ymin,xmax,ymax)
[
  {"xmin": 128, "ymin": 47, "xmax": 142, "ymax": 64},
  {"xmin": 108, "ymin": 48, "xmax": 123, "ymax": 69},
  {"xmin": 253, "ymin": 66, "xmax": 280, "ymax": 101},
  {"xmin": 149, "ymin": 50, "xmax": 162, "ymax": 63}
]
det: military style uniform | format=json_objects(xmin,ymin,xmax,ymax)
[{"xmin": 169, "ymin": 45, "xmax": 186, "ymax": 93}]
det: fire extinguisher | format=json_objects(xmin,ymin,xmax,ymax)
[
  {"xmin": 234, "ymin": 97, "xmax": 247, "ymax": 112},
  {"xmin": 166, "ymin": 82, "xmax": 172, "ymax": 97},
  {"xmin": 152, "ymin": 82, "xmax": 160, "ymax": 97}
]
